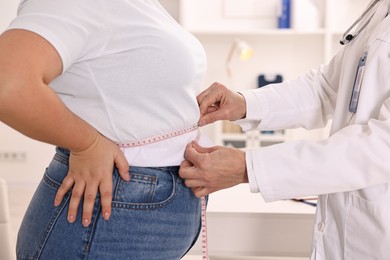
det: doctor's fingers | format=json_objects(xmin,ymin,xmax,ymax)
[
  {"xmin": 183, "ymin": 142, "xmax": 214, "ymax": 167},
  {"xmin": 186, "ymin": 140, "xmax": 220, "ymax": 155},
  {"xmin": 197, "ymin": 82, "xmax": 229, "ymax": 104},
  {"xmin": 183, "ymin": 142, "xmax": 201, "ymax": 166},
  {"xmin": 179, "ymin": 158, "xmax": 193, "ymax": 171},
  {"xmin": 199, "ymin": 109, "xmax": 232, "ymax": 127},
  {"xmin": 184, "ymin": 178, "xmax": 206, "ymax": 189},
  {"xmin": 179, "ymin": 159, "xmax": 201, "ymax": 181},
  {"xmin": 197, "ymin": 82, "xmax": 223, "ymax": 104},
  {"xmin": 180, "ymin": 159, "xmax": 213, "ymax": 184},
  {"xmin": 197, "ymin": 82, "xmax": 229, "ymax": 114},
  {"xmin": 191, "ymin": 187, "xmax": 212, "ymax": 198},
  {"xmin": 179, "ymin": 161, "xmax": 200, "ymax": 181}
]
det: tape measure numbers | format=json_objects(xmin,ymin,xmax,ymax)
[{"xmin": 117, "ymin": 124, "xmax": 199, "ymax": 148}]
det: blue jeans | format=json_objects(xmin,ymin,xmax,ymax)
[{"xmin": 17, "ymin": 148, "xmax": 202, "ymax": 259}]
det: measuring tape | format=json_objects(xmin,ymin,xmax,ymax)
[
  {"xmin": 117, "ymin": 124, "xmax": 199, "ymax": 148},
  {"xmin": 194, "ymin": 128, "xmax": 209, "ymax": 260},
  {"xmin": 201, "ymin": 196, "xmax": 209, "ymax": 260},
  {"xmin": 117, "ymin": 124, "xmax": 209, "ymax": 259}
]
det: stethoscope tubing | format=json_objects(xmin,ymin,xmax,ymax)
[{"xmin": 340, "ymin": 0, "xmax": 382, "ymax": 45}]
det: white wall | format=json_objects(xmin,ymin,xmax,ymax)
[
  {"xmin": 0, "ymin": 0, "xmax": 17, "ymax": 31},
  {"xmin": 159, "ymin": 0, "xmax": 180, "ymax": 20},
  {"xmin": 0, "ymin": 0, "xmax": 180, "ymax": 29}
]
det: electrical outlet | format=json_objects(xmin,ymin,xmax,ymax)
[{"xmin": 0, "ymin": 151, "xmax": 27, "ymax": 162}]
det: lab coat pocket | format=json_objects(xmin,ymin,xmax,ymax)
[{"xmin": 345, "ymin": 192, "xmax": 390, "ymax": 260}]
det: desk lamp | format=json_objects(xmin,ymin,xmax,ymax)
[{"xmin": 226, "ymin": 38, "xmax": 254, "ymax": 79}]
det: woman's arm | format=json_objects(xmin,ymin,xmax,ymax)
[{"xmin": 0, "ymin": 29, "xmax": 130, "ymax": 227}]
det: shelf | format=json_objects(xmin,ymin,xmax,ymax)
[
  {"xmin": 221, "ymin": 133, "xmax": 247, "ymax": 141},
  {"xmin": 191, "ymin": 29, "xmax": 327, "ymax": 36},
  {"xmin": 259, "ymin": 135, "xmax": 286, "ymax": 142},
  {"xmin": 220, "ymin": 131, "xmax": 287, "ymax": 149},
  {"xmin": 222, "ymin": 133, "xmax": 287, "ymax": 142}
]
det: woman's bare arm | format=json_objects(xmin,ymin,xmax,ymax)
[{"xmin": 0, "ymin": 29, "xmax": 130, "ymax": 227}]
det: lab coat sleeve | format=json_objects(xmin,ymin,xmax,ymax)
[
  {"xmin": 248, "ymin": 41, "xmax": 390, "ymax": 202},
  {"xmin": 235, "ymin": 50, "xmax": 344, "ymax": 194},
  {"xmin": 251, "ymin": 115, "xmax": 390, "ymax": 202},
  {"xmin": 235, "ymin": 49, "xmax": 344, "ymax": 132}
]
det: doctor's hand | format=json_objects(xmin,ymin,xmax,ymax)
[
  {"xmin": 54, "ymin": 134, "xmax": 130, "ymax": 227},
  {"xmin": 198, "ymin": 82, "xmax": 247, "ymax": 127},
  {"xmin": 179, "ymin": 141, "xmax": 248, "ymax": 198}
]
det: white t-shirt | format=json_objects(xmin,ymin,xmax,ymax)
[{"xmin": 8, "ymin": 0, "xmax": 210, "ymax": 166}]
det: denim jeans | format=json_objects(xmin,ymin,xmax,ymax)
[{"xmin": 17, "ymin": 148, "xmax": 202, "ymax": 260}]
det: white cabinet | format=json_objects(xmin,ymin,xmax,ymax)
[
  {"xmin": 179, "ymin": 0, "xmax": 367, "ymax": 148},
  {"xmin": 180, "ymin": 0, "xmax": 283, "ymax": 33}
]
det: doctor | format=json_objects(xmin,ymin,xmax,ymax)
[{"xmin": 179, "ymin": 0, "xmax": 390, "ymax": 259}]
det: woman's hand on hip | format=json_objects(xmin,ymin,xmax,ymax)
[
  {"xmin": 54, "ymin": 134, "xmax": 130, "ymax": 227},
  {"xmin": 197, "ymin": 82, "xmax": 247, "ymax": 127}
]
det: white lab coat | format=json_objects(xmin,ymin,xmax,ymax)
[{"xmin": 238, "ymin": 0, "xmax": 390, "ymax": 259}]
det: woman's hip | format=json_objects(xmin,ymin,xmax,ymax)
[{"xmin": 16, "ymin": 148, "xmax": 202, "ymax": 260}]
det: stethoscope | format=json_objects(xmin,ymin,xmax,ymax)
[{"xmin": 340, "ymin": 0, "xmax": 382, "ymax": 45}]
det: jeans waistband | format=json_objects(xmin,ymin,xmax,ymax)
[{"xmin": 54, "ymin": 147, "xmax": 70, "ymax": 166}]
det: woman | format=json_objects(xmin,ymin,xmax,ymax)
[{"xmin": 0, "ymin": 0, "xmax": 209, "ymax": 259}]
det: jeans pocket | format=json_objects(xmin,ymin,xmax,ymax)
[
  {"xmin": 112, "ymin": 167, "xmax": 177, "ymax": 210},
  {"xmin": 17, "ymin": 166, "xmax": 70, "ymax": 260}
]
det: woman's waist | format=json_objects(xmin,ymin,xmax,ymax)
[
  {"xmin": 120, "ymin": 130, "xmax": 213, "ymax": 167},
  {"xmin": 56, "ymin": 128, "xmax": 213, "ymax": 167},
  {"xmin": 116, "ymin": 123, "xmax": 199, "ymax": 148},
  {"xmin": 115, "ymin": 123, "xmax": 202, "ymax": 167}
]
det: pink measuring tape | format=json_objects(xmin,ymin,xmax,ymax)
[
  {"xmin": 118, "ymin": 124, "xmax": 209, "ymax": 259},
  {"xmin": 195, "ymin": 131, "xmax": 209, "ymax": 260},
  {"xmin": 201, "ymin": 196, "xmax": 209, "ymax": 259},
  {"xmin": 118, "ymin": 124, "xmax": 199, "ymax": 148}
]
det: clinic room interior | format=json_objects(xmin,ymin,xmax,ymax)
[{"xmin": 0, "ymin": 0, "xmax": 370, "ymax": 259}]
